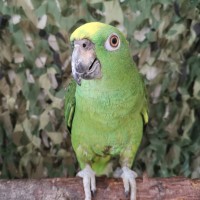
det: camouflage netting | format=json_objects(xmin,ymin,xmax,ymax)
[{"xmin": 0, "ymin": 0, "xmax": 200, "ymax": 179}]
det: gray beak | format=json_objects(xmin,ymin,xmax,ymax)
[{"xmin": 71, "ymin": 39, "xmax": 101, "ymax": 85}]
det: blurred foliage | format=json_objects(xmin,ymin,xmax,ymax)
[{"xmin": 0, "ymin": 0, "xmax": 200, "ymax": 180}]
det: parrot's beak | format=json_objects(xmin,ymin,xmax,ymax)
[{"xmin": 71, "ymin": 39, "xmax": 101, "ymax": 85}]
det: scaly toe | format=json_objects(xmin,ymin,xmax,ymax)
[
  {"xmin": 92, "ymin": 189, "xmax": 96, "ymax": 197},
  {"xmin": 125, "ymin": 190, "xmax": 129, "ymax": 198},
  {"xmin": 121, "ymin": 167, "xmax": 137, "ymax": 200},
  {"xmin": 113, "ymin": 167, "xmax": 123, "ymax": 178},
  {"xmin": 76, "ymin": 165, "xmax": 96, "ymax": 200}
]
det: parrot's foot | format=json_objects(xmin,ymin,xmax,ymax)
[
  {"xmin": 113, "ymin": 167, "xmax": 123, "ymax": 178},
  {"xmin": 76, "ymin": 164, "xmax": 96, "ymax": 200},
  {"xmin": 121, "ymin": 166, "xmax": 137, "ymax": 200}
]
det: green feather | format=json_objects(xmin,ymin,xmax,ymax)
[
  {"xmin": 64, "ymin": 79, "xmax": 76, "ymax": 131},
  {"xmin": 65, "ymin": 22, "xmax": 148, "ymax": 175}
]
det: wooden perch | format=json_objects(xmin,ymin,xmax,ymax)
[{"xmin": 0, "ymin": 177, "xmax": 200, "ymax": 200}]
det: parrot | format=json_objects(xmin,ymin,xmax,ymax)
[{"xmin": 65, "ymin": 22, "xmax": 148, "ymax": 200}]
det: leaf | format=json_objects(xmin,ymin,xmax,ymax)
[
  {"xmin": 10, "ymin": 15, "xmax": 21, "ymax": 24},
  {"xmin": 134, "ymin": 27, "xmax": 150, "ymax": 42},
  {"xmin": 0, "ymin": 77, "xmax": 10, "ymax": 96},
  {"xmin": 104, "ymin": 0, "xmax": 124, "ymax": 24},
  {"xmin": 0, "ymin": 111, "xmax": 13, "ymax": 137},
  {"xmin": 14, "ymin": 52, "xmax": 24, "ymax": 64},
  {"xmin": 18, "ymin": 0, "xmax": 38, "ymax": 26},
  {"xmin": 166, "ymin": 144, "xmax": 181, "ymax": 169},
  {"xmin": 35, "ymin": 55, "xmax": 47, "ymax": 68},
  {"xmin": 87, "ymin": 0, "xmax": 103, "ymax": 4},
  {"xmin": 193, "ymin": 77, "xmax": 200, "ymax": 99},
  {"xmin": 25, "ymin": 69, "xmax": 35, "ymax": 83},
  {"xmin": 47, "ymin": 0, "xmax": 61, "ymax": 25},
  {"xmin": 37, "ymin": 14, "xmax": 47, "ymax": 29},
  {"xmin": 22, "ymin": 118, "xmax": 41, "ymax": 148},
  {"xmin": 140, "ymin": 65, "xmax": 161, "ymax": 81},
  {"xmin": 46, "ymin": 132, "xmax": 63, "ymax": 144},
  {"xmin": 39, "ymin": 109, "xmax": 50, "ymax": 130},
  {"xmin": 13, "ymin": 31, "xmax": 33, "ymax": 63},
  {"xmin": 48, "ymin": 34, "xmax": 60, "ymax": 52},
  {"xmin": 193, "ymin": 23, "xmax": 200, "ymax": 37}
]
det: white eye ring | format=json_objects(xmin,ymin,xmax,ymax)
[{"xmin": 105, "ymin": 33, "xmax": 120, "ymax": 51}]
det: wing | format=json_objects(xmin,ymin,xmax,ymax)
[
  {"xmin": 64, "ymin": 79, "xmax": 76, "ymax": 133},
  {"xmin": 140, "ymin": 76, "xmax": 149, "ymax": 125}
]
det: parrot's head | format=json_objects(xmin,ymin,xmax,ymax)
[{"xmin": 70, "ymin": 22, "xmax": 132, "ymax": 86}]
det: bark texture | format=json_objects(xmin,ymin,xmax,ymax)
[{"xmin": 0, "ymin": 177, "xmax": 200, "ymax": 200}]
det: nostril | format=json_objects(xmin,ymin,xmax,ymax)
[{"xmin": 82, "ymin": 43, "xmax": 86, "ymax": 48}]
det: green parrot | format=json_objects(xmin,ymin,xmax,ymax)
[{"xmin": 65, "ymin": 22, "xmax": 148, "ymax": 200}]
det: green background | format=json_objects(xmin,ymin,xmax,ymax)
[{"xmin": 0, "ymin": 0, "xmax": 200, "ymax": 179}]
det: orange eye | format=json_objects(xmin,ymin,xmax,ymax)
[
  {"xmin": 105, "ymin": 33, "xmax": 120, "ymax": 51},
  {"xmin": 109, "ymin": 35, "xmax": 119, "ymax": 47}
]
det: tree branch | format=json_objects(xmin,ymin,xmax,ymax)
[{"xmin": 0, "ymin": 177, "xmax": 200, "ymax": 200}]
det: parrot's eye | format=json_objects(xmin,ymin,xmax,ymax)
[
  {"xmin": 110, "ymin": 35, "xmax": 119, "ymax": 47},
  {"xmin": 105, "ymin": 33, "xmax": 120, "ymax": 51}
]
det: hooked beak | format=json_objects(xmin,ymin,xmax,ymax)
[{"xmin": 71, "ymin": 39, "xmax": 101, "ymax": 85}]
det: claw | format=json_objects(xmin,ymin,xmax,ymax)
[
  {"xmin": 92, "ymin": 189, "xmax": 96, "ymax": 197},
  {"xmin": 77, "ymin": 164, "xmax": 96, "ymax": 200},
  {"xmin": 121, "ymin": 167, "xmax": 137, "ymax": 200},
  {"xmin": 125, "ymin": 190, "xmax": 129, "ymax": 198}
]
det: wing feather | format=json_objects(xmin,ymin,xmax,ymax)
[
  {"xmin": 139, "ymin": 75, "xmax": 149, "ymax": 125},
  {"xmin": 64, "ymin": 79, "xmax": 76, "ymax": 132}
]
